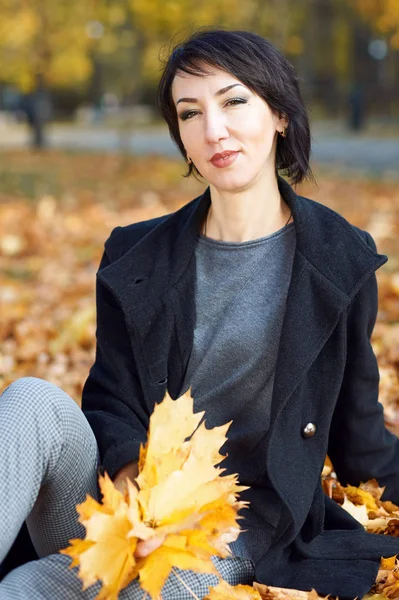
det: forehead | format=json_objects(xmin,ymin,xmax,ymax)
[{"xmin": 171, "ymin": 65, "xmax": 245, "ymax": 102}]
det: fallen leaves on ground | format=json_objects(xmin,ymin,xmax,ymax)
[
  {"xmin": 205, "ymin": 579, "xmax": 263, "ymax": 599},
  {"xmin": 369, "ymin": 554, "xmax": 399, "ymax": 598},
  {"xmin": 320, "ymin": 472, "xmax": 399, "ymax": 597},
  {"xmin": 322, "ymin": 473, "xmax": 399, "ymax": 535},
  {"xmin": 205, "ymin": 580, "xmax": 325, "ymax": 600},
  {"xmin": 61, "ymin": 390, "xmax": 246, "ymax": 600}
]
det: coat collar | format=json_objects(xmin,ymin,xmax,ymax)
[{"xmin": 99, "ymin": 176, "xmax": 387, "ymax": 310}]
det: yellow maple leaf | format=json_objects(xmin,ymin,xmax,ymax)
[
  {"xmin": 206, "ymin": 579, "xmax": 262, "ymax": 599},
  {"xmin": 60, "ymin": 473, "xmax": 139, "ymax": 599},
  {"xmin": 138, "ymin": 541, "xmax": 217, "ymax": 599},
  {"xmin": 137, "ymin": 390, "xmax": 204, "ymax": 489},
  {"xmin": 190, "ymin": 419, "xmax": 232, "ymax": 467},
  {"xmin": 61, "ymin": 390, "xmax": 246, "ymax": 600}
]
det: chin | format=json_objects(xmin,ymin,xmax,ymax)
[{"xmin": 208, "ymin": 170, "xmax": 258, "ymax": 194}]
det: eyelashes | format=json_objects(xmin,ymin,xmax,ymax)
[{"xmin": 179, "ymin": 97, "xmax": 248, "ymax": 121}]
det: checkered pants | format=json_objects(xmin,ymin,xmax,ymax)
[{"xmin": 0, "ymin": 377, "xmax": 254, "ymax": 599}]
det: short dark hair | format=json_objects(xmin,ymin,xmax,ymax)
[{"xmin": 157, "ymin": 28, "xmax": 314, "ymax": 185}]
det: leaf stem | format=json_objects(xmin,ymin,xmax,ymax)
[{"xmin": 171, "ymin": 568, "xmax": 201, "ymax": 600}]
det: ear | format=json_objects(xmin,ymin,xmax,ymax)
[{"xmin": 279, "ymin": 112, "xmax": 289, "ymax": 128}]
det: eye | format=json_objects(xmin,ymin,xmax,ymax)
[
  {"xmin": 179, "ymin": 110, "xmax": 198, "ymax": 121},
  {"xmin": 178, "ymin": 98, "xmax": 247, "ymax": 121},
  {"xmin": 225, "ymin": 97, "xmax": 248, "ymax": 107}
]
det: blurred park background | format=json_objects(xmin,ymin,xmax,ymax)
[
  {"xmin": 0, "ymin": 0, "xmax": 399, "ymax": 162},
  {"xmin": 0, "ymin": 0, "xmax": 399, "ymax": 432}
]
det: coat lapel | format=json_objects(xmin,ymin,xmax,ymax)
[
  {"xmin": 268, "ymin": 178, "xmax": 387, "ymax": 425},
  {"xmin": 97, "ymin": 187, "xmax": 210, "ymax": 395},
  {"xmin": 269, "ymin": 251, "xmax": 349, "ymax": 424}
]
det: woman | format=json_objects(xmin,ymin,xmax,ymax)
[{"xmin": 1, "ymin": 28, "xmax": 399, "ymax": 599}]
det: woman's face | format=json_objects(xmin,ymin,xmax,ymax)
[{"xmin": 171, "ymin": 64, "xmax": 287, "ymax": 193}]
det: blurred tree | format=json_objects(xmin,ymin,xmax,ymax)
[
  {"xmin": 128, "ymin": 0, "xmax": 249, "ymax": 89},
  {"xmin": 90, "ymin": 0, "xmax": 143, "ymax": 105},
  {"xmin": 348, "ymin": 0, "xmax": 399, "ymax": 120},
  {"xmin": 349, "ymin": 0, "xmax": 399, "ymax": 48},
  {"xmin": 0, "ymin": 0, "xmax": 99, "ymax": 147},
  {"xmin": 126, "ymin": 0, "xmax": 308, "ymax": 94}
]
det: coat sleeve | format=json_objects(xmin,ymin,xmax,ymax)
[
  {"xmin": 81, "ymin": 227, "xmax": 149, "ymax": 480},
  {"xmin": 328, "ymin": 231, "xmax": 399, "ymax": 504}
]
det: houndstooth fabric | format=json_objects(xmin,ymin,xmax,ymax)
[
  {"xmin": 0, "ymin": 377, "xmax": 254, "ymax": 599},
  {"xmin": 1, "ymin": 553, "xmax": 254, "ymax": 599}
]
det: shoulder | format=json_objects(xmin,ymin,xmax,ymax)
[
  {"xmin": 286, "ymin": 187, "xmax": 387, "ymax": 298},
  {"xmin": 296, "ymin": 192, "xmax": 378, "ymax": 253},
  {"xmin": 101, "ymin": 195, "xmax": 201, "ymax": 264},
  {"xmin": 105, "ymin": 214, "xmax": 169, "ymax": 257}
]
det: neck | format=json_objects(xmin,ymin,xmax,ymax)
[{"xmin": 203, "ymin": 175, "xmax": 292, "ymax": 243}]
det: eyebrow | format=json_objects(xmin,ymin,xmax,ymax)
[{"xmin": 176, "ymin": 83, "xmax": 245, "ymax": 105}]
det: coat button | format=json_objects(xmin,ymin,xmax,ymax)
[{"xmin": 302, "ymin": 422, "xmax": 317, "ymax": 438}]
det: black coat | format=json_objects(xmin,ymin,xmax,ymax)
[{"xmin": 82, "ymin": 177, "xmax": 399, "ymax": 598}]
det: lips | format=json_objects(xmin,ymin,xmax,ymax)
[
  {"xmin": 210, "ymin": 150, "xmax": 240, "ymax": 169},
  {"xmin": 210, "ymin": 150, "xmax": 238, "ymax": 161}
]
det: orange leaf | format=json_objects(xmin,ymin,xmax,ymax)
[{"xmin": 381, "ymin": 555, "xmax": 398, "ymax": 570}]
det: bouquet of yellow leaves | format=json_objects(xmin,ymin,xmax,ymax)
[{"xmin": 61, "ymin": 391, "xmax": 247, "ymax": 599}]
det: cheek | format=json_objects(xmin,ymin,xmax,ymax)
[
  {"xmin": 247, "ymin": 111, "xmax": 275, "ymax": 139},
  {"xmin": 233, "ymin": 108, "xmax": 276, "ymax": 148},
  {"xmin": 179, "ymin": 125, "xmax": 201, "ymax": 155}
]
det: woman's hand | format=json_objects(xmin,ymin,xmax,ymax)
[
  {"xmin": 113, "ymin": 460, "xmax": 139, "ymax": 494},
  {"xmin": 134, "ymin": 535, "xmax": 166, "ymax": 558},
  {"xmin": 112, "ymin": 461, "xmax": 166, "ymax": 557}
]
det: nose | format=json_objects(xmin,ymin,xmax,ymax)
[{"xmin": 203, "ymin": 111, "xmax": 229, "ymax": 144}]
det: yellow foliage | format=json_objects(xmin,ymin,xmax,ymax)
[
  {"xmin": 381, "ymin": 555, "xmax": 398, "ymax": 571},
  {"xmin": 349, "ymin": 0, "xmax": 399, "ymax": 36},
  {"xmin": 373, "ymin": 555, "xmax": 399, "ymax": 599},
  {"xmin": 61, "ymin": 390, "xmax": 246, "ymax": 599},
  {"xmin": 60, "ymin": 474, "xmax": 139, "ymax": 600},
  {"xmin": 206, "ymin": 579, "xmax": 262, "ymax": 599},
  {"xmin": 0, "ymin": 0, "xmax": 97, "ymax": 90},
  {"xmin": 341, "ymin": 484, "xmax": 379, "ymax": 512}
]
